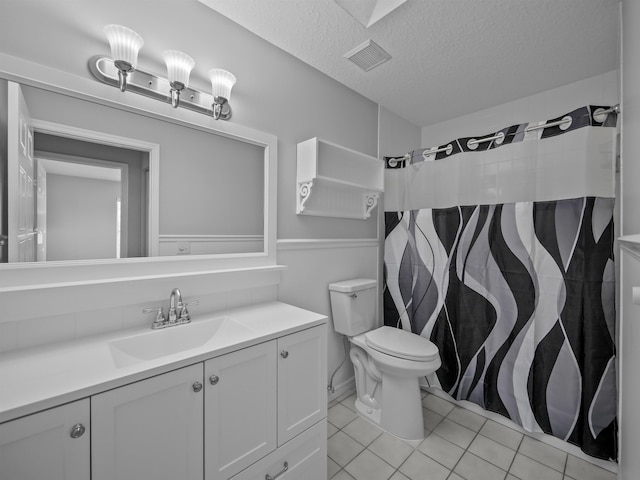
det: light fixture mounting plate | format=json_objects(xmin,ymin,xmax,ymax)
[{"xmin": 88, "ymin": 56, "xmax": 232, "ymax": 120}]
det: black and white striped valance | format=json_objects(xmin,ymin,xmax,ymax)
[{"xmin": 385, "ymin": 105, "xmax": 618, "ymax": 169}]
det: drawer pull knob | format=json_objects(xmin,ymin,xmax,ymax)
[
  {"xmin": 280, "ymin": 350, "xmax": 289, "ymax": 359},
  {"xmin": 192, "ymin": 381, "xmax": 203, "ymax": 392},
  {"xmin": 209, "ymin": 375, "xmax": 219, "ymax": 385},
  {"xmin": 70, "ymin": 423, "xmax": 86, "ymax": 439},
  {"xmin": 265, "ymin": 461, "xmax": 288, "ymax": 480}
]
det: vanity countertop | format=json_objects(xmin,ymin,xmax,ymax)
[{"xmin": 0, "ymin": 301, "xmax": 326, "ymax": 424}]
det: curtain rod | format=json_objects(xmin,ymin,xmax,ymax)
[{"xmin": 421, "ymin": 104, "xmax": 620, "ymax": 160}]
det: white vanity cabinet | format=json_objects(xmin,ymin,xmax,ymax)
[
  {"xmin": 0, "ymin": 305, "xmax": 327, "ymax": 480},
  {"xmin": 91, "ymin": 363, "xmax": 204, "ymax": 480},
  {"xmin": 0, "ymin": 399, "xmax": 90, "ymax": 480},
  {"xmin": 204, "ymin": 340, "xmax": 278, "ymax": 479}
]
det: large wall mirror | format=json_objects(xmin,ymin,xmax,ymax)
[
  {"xmin": 4, "ymin": 83, "xmax": 265, "ymax": 263},
  {"xmin": 0, "ymin": 56, "xmax": 277, "ymax": 288}
]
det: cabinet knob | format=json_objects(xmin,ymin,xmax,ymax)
[
  {"xmin": 265, "ymin": 461, "xmax": 288, "ymax": 480},
  {"xmin": 280, "ymin": 350, "xmax": 289, "ymax": 359},
  {"xmin": 209, "ymin": 375, "xmax": 219, "ymax": 385},
  {"xmin": 69, "ymin": 423, "xmax": 86, "ymax": 439},
  {"xmin": 192, "ymin": 381, "xmax": 203, "ymax": 392}
]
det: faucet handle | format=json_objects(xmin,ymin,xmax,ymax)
[
  {"xmin": 143, "ymin": 306, "xmax": 166, "ymax": 329},
  {"xmin": 178, "ymin": 300, "xmax": 199, "ymax": 323}
]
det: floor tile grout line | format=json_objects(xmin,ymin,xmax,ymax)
[
  {"xmin": 415, "ymin": 413, "xmax": 525, "ymax": 480},
  {"xmin": 504, "ymin": 434, "xmax": 525, "ymax": 479},
  {"xmin": 331, "ymin": 392, "xmax": 605, "ymax": 480},
  {"xmin": 514, "ymin": 436, "xmax": 569, "ymax": 475},
  {"xmin": 447, "ymin": 421, "xmax": 484, "ymax": 480},
  {"xmin": 331, "ymin": 418, "xmax": 412, "ymax": 480}
]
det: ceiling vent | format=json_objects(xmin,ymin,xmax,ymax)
[{"xmin": 344, "ymin": 39, "xmax": 391, "ymax": 72}]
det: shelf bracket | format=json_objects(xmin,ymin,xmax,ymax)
[
  {"xmin": 297, "ymin": 181, "xmax": 314, "ymax": 213},
  {"xmin": 364, "ymin": 193, "xmax": 380, "ymax": 218}
]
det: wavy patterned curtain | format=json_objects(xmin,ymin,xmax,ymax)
[{"xmin": 383, "ymin": 106, "xmax": 617, "ymax": 460}]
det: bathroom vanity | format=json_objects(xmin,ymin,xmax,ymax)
[{"xmin": 0, "ymin": 301, "xmax": 327, "ymax": 480}]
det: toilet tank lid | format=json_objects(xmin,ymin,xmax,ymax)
[{"xmin": 329, "ymin": 278, "xmax": 377, "ymax": 293}]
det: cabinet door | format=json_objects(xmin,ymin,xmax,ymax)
[
  {"xmin": 229, "ymin": 419, "xmax": 327, "ymax": 480},
  {"xmin": 0, "ymin": 399, "xmax": 90, "ymax": 480},
  {"xmin": 205, "ymin": 340, "xmax": 277, "ymax": 479},
  {"xmin": 92, "ymin": 363, "xmax": 204, "ymax": 480},
  {"xmin": 277, "ymin": 325, "xmax": 327, "ymax": 445}
]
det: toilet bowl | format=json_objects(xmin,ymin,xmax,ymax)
[{"xmin": 329, "ymin": 279, "xmax": 441, "ymax": 441}]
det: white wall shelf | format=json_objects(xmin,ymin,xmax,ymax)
[{"xmin": 296, "ymin": 137, "xmax": 383, "ymax": 219}]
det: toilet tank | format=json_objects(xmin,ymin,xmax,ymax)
[{"xmin": 329, "ymin": 278, "xmax": 377, "ymax": 336}]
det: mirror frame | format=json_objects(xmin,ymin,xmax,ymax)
[{"xmin": 0, "ymin": 52, "xmax": 278, "ymax": 291}]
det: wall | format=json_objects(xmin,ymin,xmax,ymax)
[
  {"xmin": 378, "ymin": 106, "xmax": 422, "ymax": 158},
  {"xmin": 46, "ymin": 174, "xmax": 119, "ymax": 261},
  {"xmin": 0, "ymin": 6, "xmax": 381, "ymax": 365},
  {"xmin": 621, "ymin": 1, "xmax": 640, "ymax": 236},
  {"xmin": 421, "ymin": 70, "xmax": 619, "ymax": 147},
  {"xmin": 619, "ymin": 1, "xmax": 640, "ymax": 478}
]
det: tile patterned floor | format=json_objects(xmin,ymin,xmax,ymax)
[{"xmin": 327, "ymin": 391, "xmax": 616, "ymax": 480}]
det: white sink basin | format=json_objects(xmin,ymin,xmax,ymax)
[{"xmin": 109, "ymin": 316, "xmax": 252, "ymax": 368}]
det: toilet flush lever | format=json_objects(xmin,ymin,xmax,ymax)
[{"xmin": 349, "ymin": 293, "xmax": 358, "ymax": 299}]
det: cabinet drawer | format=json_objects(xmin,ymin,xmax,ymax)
[{"xmin": 230, "ymin": 420, "xmax": 327, "ymax": 480}]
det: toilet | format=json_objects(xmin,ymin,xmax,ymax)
[{"xmin": 329, "ymin": 278, "xmax": 441, "ymax": 441}]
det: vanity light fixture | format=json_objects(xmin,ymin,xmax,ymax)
[{"xmin": 90, "ymin": 24, "xmax": 235, "ymax": 120}]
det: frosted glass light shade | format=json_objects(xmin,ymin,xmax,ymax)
[
  {"xmin": 208, "ymin": 69, "xmax": 236, "ymax": 101},
  {"xmin": 103, "ymin": 24, "xmax": 144, "ymax": 69},
  {"xmin": 162, "ymin": 50, "xmax": 195, "ymax": 87}
]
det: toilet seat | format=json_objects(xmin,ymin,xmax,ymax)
[{"xmin": 365, "ymin": 326, "xmax": 439, "ymax": 362}]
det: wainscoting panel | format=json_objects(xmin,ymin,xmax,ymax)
[
  {"xmin": 158, "ymin": 235, "xmax": 264, "ymax": 256},
  {"xmin": 277, "ymin": 238, "xmax": 379, "ymax": 400}
]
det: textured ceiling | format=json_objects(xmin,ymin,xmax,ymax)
[
  {"xmin": 199, "ymin": 0, "xmax": 620, "ymax": 126},
  {"xmin": 0, "ymin": 0, "xmax": 620, "ymax": 128}
]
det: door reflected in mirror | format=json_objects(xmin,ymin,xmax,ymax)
[{"xmin": 35, "ymin": 134, "xmax": 149, "ymax": 261}]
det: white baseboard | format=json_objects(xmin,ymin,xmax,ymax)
[
  {"xmin": 327, "ymin": 376, "xmax": 355, "ymax": 404},
  {"xmin": 423, "ymin": 387, "xmax": 617, "ymax": 473}
]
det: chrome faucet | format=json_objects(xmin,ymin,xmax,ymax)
[
  {"xmin": 168, "ymin": 288, "xmax": 183, "ymax": 324},
  {"xmin": 143, "ymin": 288, "xmax": 199, "ymax": 330}
]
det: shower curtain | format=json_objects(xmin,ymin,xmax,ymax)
[{"xmin": 383, "ymin": 106, "xmax": 617, "ymax": 460}]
